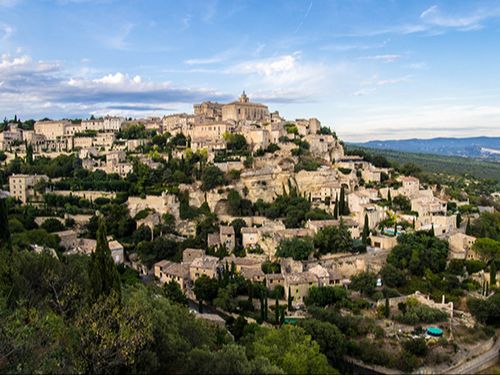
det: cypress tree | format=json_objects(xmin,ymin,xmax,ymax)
[
  {"xmin": 456, "ymin": 212, "xmax": 462, "ymax": 228},
  {"xmin": 287, "ymin": 286, "xmax": 293, "ymax": 311},
  {"xmin": 260, "ymin": 295, "xmax": 265, "ymax": 322},
  {"xmin": 465, "ymin": 217, "xmax": 472, "ymax": 235},
  {"xmin": 88, "ymin": 218, "xmax": 121, "ymax": 302},
  {"xmin": 275, "ymin": 295, "xmax": 279, "ymax": 325},
  {"xmin": 430, "ymin": 223, "xmax": 435, "ymax": 237},
  {"xmin": 25, "ymin": 143, "xmax": 33, "ymax": 165},
  {"xmin": 339, "ymin": 187, "xmax": 345, "ymax": 216},
  {"xmin": 333, "ymin": 194, "xmax": 339, "ymax": 220},
  {"xmin": 0, "ymin": 196, "xmax": 14, "ymax": 305},
  {"xmin": 362, "ymin": 214, "xmax": 370, "ymax": 246},
  {"xmin": 387, "ymin": 190, "xmax": 392, "ymax": 204},
  {"xmin": 394, "ymin": 221, "xmax": 398, "ymax": 236},
  {"xmin": 383, "ymin": 288, "xmax": 390, "ymax": 318},
  {"xmin": 0, "ymin": 197, "xmax": 11, "ymax": 251}
]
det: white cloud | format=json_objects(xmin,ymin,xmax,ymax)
[
  {"xmin": 420, "ymin": 4, "xmax": 500, "ymax": 31},
  {"xmin": 0, "ymin": 53, "xmax": 231, "ymax": 118},
  {"xmin": 362, "ymin": 54, "xmax": 402, "ymax": 63},
  {"xmin": 0, "ymin": 23, "xmax": 13, "ymax": 41},
  {"xmin": 376, "ymin": 75, "xmax": 411, "ymax": 86}
]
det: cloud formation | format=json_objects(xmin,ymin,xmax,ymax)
[{"xmin": 0, "ymin": 54, "xmax": 230, "ymax": 118}]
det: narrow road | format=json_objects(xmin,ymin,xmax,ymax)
[{"xmin": 445, "ymin": 338, "xmax": 499, "ymax": 374}]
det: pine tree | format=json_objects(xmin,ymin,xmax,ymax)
[
  {"xmin": 465, "ymin": 217, "xmax": 472, "ymax": 235},
  {"xmin": 362, "ymin": 214, "xmax": 370, "ymax": 246},
  {"xmin": 88, "ymin": 218, "xmax": 121, "ymax": 302}
]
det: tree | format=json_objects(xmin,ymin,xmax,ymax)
[
  {"xmin": 298, "ymin": 319, "xmax": 346, "ymax": 363},
  {"xmin": 276, "ymin": 237, "xmax": 314, "ymax": 260},
  {"xmin": 387, "ymin": 232, "xmax": 449, "ymax": 277},
  {"xmin": 314, "ymin": 223, "xmax": 352, "ymax": 255},
  {"xmin": 193, "ymin": 275, "xmax": 219, "ymax": 313},
  {"xmin": 88, "ymin": 218, "xmax": 122, "ymax": 302},
  {"xmin": 339, "ymin": 187, "xmax": 345, "ymax": 215},
  {"xmin": 201, "ymin": 165, "xmax": 225, "ymax": 191},
  {"xmin": 304, "ymin": 286, "xmax": 347, "ymax": 307},
  {"xmin": 466, "ymin": 217, "xmax": 472, "ymax": 235},
  {"xmin": 472, "ymin": 238, "xmax": 500, "ymax": 263},
  {"xmin": 41, "ymin": 218, "xmax": 65, "ymax": 233},
  {"xmin": 350, "ymin": 272, "xmax": 377, "ymax": 296},
  {"xmin": 333, "ymin": 194, "xmax": 339, "ymax": 220},
  {"xmin": 383, "ymin": 288, "xmax": 390, "ymax": 318},
  {"xmin": 387, "ymin": 189, "xmax": 392, "ymax": 204},
  {"xmin": 249, "ymin": 325, "xmax": 337, "ymax": 374},
  {"xmin": 288, "ymin": 287, "xmax": 293, "ymax": 310},
  {"xmin": 25, "ymin": 143, "xmax": 34, "ymax": 165},
  {"xmin": 380, "ymin": 264, "xmax": 406, "ymax": 287},
  {"xmin": 456, "ymin": 212, "xmax": 462, "ymax": 228},
  {"xmin": 362, "ymin": 214, "xmax": 370, "ymax": 246},
  {"xmin": 163, "ymin": 280, "xmax": 188, "ymax": 306}
]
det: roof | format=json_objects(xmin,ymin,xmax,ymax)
[
  {"xmin": 308, "ymin": 264, "xmax": 329, "ymax": 279},
  {"xmin": 155, "ymin": 259, "xmax": 172, "ymax": 269},
  {"xmin": 53, "ymin": 230, "xmax": 77, "ymax": 238},
  {"xmin": 240, "ymin": 267, "xmax": 265, "ymax": 280},
  {"xmin": 220, "ymin": 225, "xmax": 235, "ymax": 235},
  {"xmin": 108, "ymin": 240, "xmax": 124, "ymax": 251},
  {"xmin": 266, "ymin": 273, "xmax": 285, "ymax": 281},
  {"xmin": 284, "ymin": 272, "xmax": 318, "ymax": 285},
  {"xmin": 191, "ymin": 255, "xmax": 219, "ymax": 270},
  {"xmin": 222, "ymin": 255, "xmax": 261, "ymax": 267},
  {"xmin": 241, "ymin": 227, "xmax": 259, "ymax": 234},
  {"xmin": 164, "ymin": 262, "xmax": 189, "ymax": 278}
]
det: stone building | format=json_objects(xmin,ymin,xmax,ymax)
[
  {"xmin": 9, "ymin": 174, "xmax": 48, "ymax": 203},
  {"xmin": 194, "ymin": 102, "xmax": 223, "ymax": 122},
  {"xmin": 189, "ymin": 255, "xmax": 220, "ymax": 282},
  {"xmin": 449, "ymin": 233, "xmax": 477, "ymax": 260},
  {"xmin": 34, "ymin": 120, "xmax": 73, "ymax": 140},
  {"xmin": 221, "ymin": 92, "xmax": 269, "ymax": 122}
]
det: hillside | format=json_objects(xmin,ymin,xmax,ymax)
[
  {"xmin": 346, "ymin": 144, "xmax": 500, "ymax": 181},
  {"xmin": 353, "ymin": 137, "xmax": 500, "ymax": 161}
]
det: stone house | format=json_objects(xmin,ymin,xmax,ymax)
[
  {"xmin": 284, "ymin": 272, "xmax": 319, "ymax": 306},
  {"xmin": 448, "ymin": 233, "xmax": 477, "ymax": 260},
  {"xmin": 266, "ymin": 273, "xmax": 285, "ymax": 290},
  {"xmin": 241, "ymin": 227, "xmax": 260, "ymax": 249},
  {"xmin": 9, "ymin": 174, "xmax": 48, "ymax": 203},
  {"xmin": 154, "ymin": 260, "xmax": 190, "ymax": 290},
  {"xmin": 189, "ymin": 255, "xmax": 220, "ymax": 282},
  {"xmin": 182, "ymin": 248, "xmax": 205, "ymax": 263}
]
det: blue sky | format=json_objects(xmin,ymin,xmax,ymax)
[{"xmin": 1, "ymin": 0, "xmax": 500, "ymax": 141}]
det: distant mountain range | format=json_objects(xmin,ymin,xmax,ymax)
[{"xmin": 352, "ymin": 136, "xmax": 500, "ymax": 162}]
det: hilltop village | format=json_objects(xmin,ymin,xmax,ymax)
[{"xmin": 1, "ymin": 92, "xmax": 499, "ymax": 373}]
